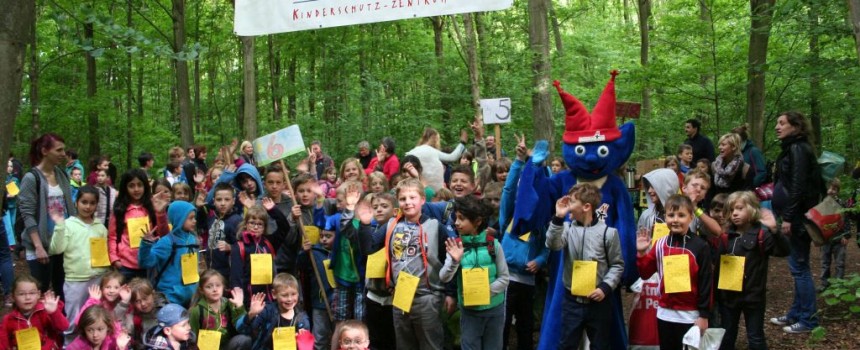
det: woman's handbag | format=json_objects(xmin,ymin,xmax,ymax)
[{"xmin": 804, "ymin": 196, "xmax": 844, "ymax": 246}]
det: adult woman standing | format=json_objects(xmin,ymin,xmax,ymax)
[
  {"xmin": 406, "ymin": 127, "xmax": 468, "ymax": 191},
  {"xmin": 18, "ymin": 133, "xmax": 77, "ymax": 299},
  {"xmin": 235, "ymin": 140, "xmax": 257, "ymax": 167},
  {"xmin": 769, "ymin": 111, "xmax": 821, "ymax": 333}
]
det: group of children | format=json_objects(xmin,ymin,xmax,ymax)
[{"xmin": 1, "ymin": 128, "xmax": 856, "ymax": 350}]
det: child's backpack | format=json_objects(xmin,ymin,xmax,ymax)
[
  {"xmin": 149, "ymin": 234, "xmax": 199, "ymax": 287},
  {"xmin": 14, "ymin": 169, "xmax": 40, "ymax": 243},
  {"xmin": 454, "ymin": 235, "xmax": 498, "ymax": 260},
  {"xmin": 719, "ymin": 228, "xmax": 787, "ymax": 257},
  {"xmin": 236, "ymin": 239, "xmax": 275, "ymax": 261}
]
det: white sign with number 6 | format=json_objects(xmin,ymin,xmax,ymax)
[{"xmin": 481, "ymin": 98, "xmax": 512, "ymax": 124}]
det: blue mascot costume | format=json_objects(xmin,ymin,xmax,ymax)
[{"xmin": 511, "ymin": 71, "xmax": 637, "ymax": 350}]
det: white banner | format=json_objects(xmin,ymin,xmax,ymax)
[{"xmin": 235, "ymin": 0, "xmax": 513, "ymax": 36}]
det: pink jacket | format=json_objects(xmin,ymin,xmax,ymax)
[
  {"xmin": 0, "ymin": 301, "xmax": 69, "ymax": 350},
  {"xmin": 66, "ymin": 335, "xmax": 118, "ymax": 350},
  {"xmin": 108, "ymin": 204, "xmax": 168, "ymax": 269},
  {"xmin": 74, "ymin": 298, "xmax": 124, "ymax": 331}
]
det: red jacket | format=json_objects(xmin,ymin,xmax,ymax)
[
  {"xmin": 365, "ymin": 154, "xmax": 400, "ymax": 181},
  {"xmin": 637, "ymin": 232, "xmax": 713, "ymax": 319},
  {"xmin": 0, "ymin": 301, "xmax": 70, "ymax": 350}
]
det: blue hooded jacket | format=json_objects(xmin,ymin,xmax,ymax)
[
  {"xmin": 206, "ymin": 163, "xmax": 265, "ymax": 205},
  {"xmin": 500, "ymin": 158, "xmax": 549, "ymax": 278},
  {"xmin": 139, "ymin": 201, "xmax": 200, "ymax": 306}
]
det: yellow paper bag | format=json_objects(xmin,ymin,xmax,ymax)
[
  {"xmin": 323, "ymin": 259, "xmax": 336, "ymax": 287},
  {"xmin": 662, "ymin": 254, "xmax": 691, "ymax": 293},
  {"xmin": 651, "ymin": 223, "xmax": 670, "ymax": 246},
  {"xmin": 303, "ymin": 226, "xmax": 320, "ymax": 244},
  {"xmin": 181, "ymin": 253, "xmax": 199, "ymax": 285},
  {"xmin": 15, "ymin": 327, "xmax": 41, "ymax": 350},
  {"xmin": 718, "ymin": 255, "xmax": 746, "ymax": 292},
  {"xmin": 392, "ymin": 272, "xmax": 420, "ymax": 313},
  {"xmin": 272, "ymin": 326, "xmax": 297, "ymax": 350},
  {"xmin": 251, "ymin": 253, "xmax": 273, "ymax": 285},
  {"xmin": 90, "ymin": 237, "xmax": 111, "ymax": 267},
  {"xmin": 6, "ymin": 182, "xmax": 20, "ymax": 197},
  {"xmin": 365, "ymin": 249, "xmax": 387, "ymax": 279},
  {"xmin": 518, "ymin": 232, "xmax": 531, "ymax": 242},
  {"xmin": 197, "ymin": 329, "xmax": 222, "ymax": 350},
  {"xmin": 462, "ymin": 268, "xmax": 491, "ymax": 306},
  {"xmin": 127, "ymin": 217, "xmax": 150, "ymax": 248},
  {"xmin": 570, "ymin": 260, "xmax": 598, "ymax": 296}
]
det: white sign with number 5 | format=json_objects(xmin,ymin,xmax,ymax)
[{"xmin": 481, "ymin": 98, "xmax": 512, "ymax": 124}]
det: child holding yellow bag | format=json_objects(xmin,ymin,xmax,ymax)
[
  {"xmin": 714, "ymin": 191, "xmax": 787, "ymax": 350},
  {"xmin": 636, "ymin": 195, "xmax": 713, "ymax": 350},
  {"xmin": 546, "ymin": 183, "xmax": 624, "ymax": 350}
]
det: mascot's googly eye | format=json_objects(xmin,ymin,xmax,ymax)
[
  {"xmin": 597, "ymin": 146, "xmax": 610, "ymax": 158},
  {"xmin": 575, "ymin": 145, "xmax": 586, "ymax": 156}
]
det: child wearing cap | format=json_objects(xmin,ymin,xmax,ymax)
[{"xmin": 142, "ymin": 303, "xmax": 193, "ymax": 350}]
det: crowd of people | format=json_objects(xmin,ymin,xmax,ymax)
[{"xmin": 0, "ymin": 111, "xmax": 855, "ymax": 350}]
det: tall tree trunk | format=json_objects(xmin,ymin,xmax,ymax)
[
  {"xmin": 528, "ymin": 0, "xmax": 554, "ymax": 148},
  {"xmin": 308, "ymin": 34, "xmax": 317, "ymax": 119},
  {"xmin": 638, "ymin": 0, "xmax": 652, "ymax": 145},
  {"xmin": 699, "ymin": 0, "xmax": 720, "ymax": 134},
  {"xmin": 623, "ymin": 0, "xmax": 631, "ymax": 24},
  {"xmin": 549, "ymin": 1, "xmax": 564, "ymax": 54},
  {"xmin": 847, "ymin": 94, "xmax": 855, "ymax": 156},
  {"xmin": 746, "ymin": 0, "xmax": 775, "ymax": 149},
  {"xmin": 173, "ymin": 0, "xmax": 194, "ymax": 147},
  {"xmin": 475, "ymin": 13, "xmax": 492, "ymax": 93},
  {"xmin": 0, "ymin": 0, "xmax": 35, "ymax": 182},
  {"xmin": 287, "ymin": 55, "xmax": 297, "ymax": 123},
  {"xmin": 848, "ymin": 0, "xmax": 860, "ymax": 66},
  {"xmin": 808, "ymin": 0, "xmax": 821, "ymax": 149},
  {"xmin": 85, "ymin": 22, "xmax": 100, "ymax": 156},
  {"xmin": 359, "ymin": 28, "xmax": 370, "ymax": 123},
  {"xmin": 193, "ymin": 0, "xmax": 201, "ymax": 135},
  {"xmin": 137, "ymin": 56, "xmax": 144, "ymax": 120},
  {"xmin": 126, "ymin": 0, "xmax": 133, "ymax": 169},
  {"xmin": 267, "ymin": 35, "xmax": 282, "ymax": 121},
  {"xmin": 241, "ymin": 36, "xmax": 257, "ymax": 140},
  {"xmin": 29, "ymin": 14, "xmax": 40, "ymax": 137},
  {"xmin": 207, "ymin": 50, "xmax": 219, "ymax": 139},
  {"xmin": 430, "ymin": 17, "xmax": 451, "ymax": 121},
  {"xmin": 464, "ymin": 14, "xmax": 482, "ymax": 121}
]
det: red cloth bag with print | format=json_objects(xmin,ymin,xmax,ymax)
[{"xmin": 628, "ymin": 275, "xmax": 661, "ymax": 349}]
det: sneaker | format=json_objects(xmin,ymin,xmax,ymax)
[
  {"xmin": 3, "ymin": 295, "xmax": 11, "ymax": 308},
  {"xmin": 783, "ymin": 322, "xmax": 813, "ymax": 334},
  {"xmin": 770, "ymin": 315, "xmax": 794, "ymax": 326}
]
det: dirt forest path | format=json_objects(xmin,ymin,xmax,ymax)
[{"xmin": 618, "ymin": 238, "xmax": 860, "ymax": 350}]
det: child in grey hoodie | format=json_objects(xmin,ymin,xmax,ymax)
[{"xmin": 546, "ymin": 183, "xmax": 624, "ymax": 350}]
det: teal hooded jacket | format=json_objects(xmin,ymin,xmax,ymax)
[{"xmin": 139, "ymin": 200, "xmax": 200, "ymax": 306}]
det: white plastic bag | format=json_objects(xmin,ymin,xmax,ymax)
[{"xmin": 682, "ymin": 327, "xmax": 725, "ymax": 350}]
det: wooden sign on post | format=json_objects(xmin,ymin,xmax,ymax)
[
  {"xmin": 481, "ymin": 98, "xmax": 512, "ymax": 161},
  {"xmin": 616, "ymin": 101, "xmax": 642, "ymax": 120},
  {"xmin": 253, "ymin": 125, "xmax": 306, "ymax": 167}
]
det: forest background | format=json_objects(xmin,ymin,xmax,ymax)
[{"xmin": 1, "ymin": 0, "xmax": 860, "ymax": 177}]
